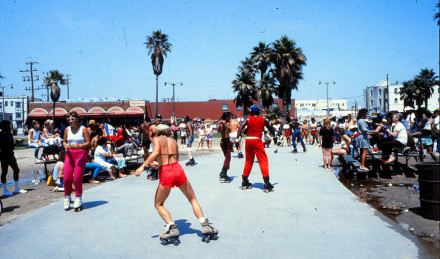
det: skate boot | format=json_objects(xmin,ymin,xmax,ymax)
[
  {"xmin": 201, "ymin": 218, "xmax": 218, "ymax": 243},
  {"xmin": 190, "ymin": 158, "xmax": 196, "ymax": 166},
  {"xmin": 263, "ymin": 177, "xmax": 274, "ymax": 192},
  {"xmin": 159, "ymin": 223, "xmax": 180, "ymax": 246},
  {"xmin": 303, "ymin": 148, "xmax": 307, "ymax": 152},
  {"xmin": 73, "ymin": 196, "xmax": 83, "ymax": 212},
  {"xmin": 292, "ymin": 149, "xmax": 298, "ymax": 153},
  {"xmin": 64, "ymin": 196, "xmax": 71, "ymax": 210},
  {"xmin": 240, "ymin": 176, "xmax": 252, "ymax": 190},
  {"xmin": 238, "ymin": 152, "xmax": 244, "ymax": 159},
  {"xmin": 148, "ymin": 168, "xmax": 159, "ymax": 181},
  {"xmin": 219, "ymin": 169, "xmax": 231, "ymax": 183}
]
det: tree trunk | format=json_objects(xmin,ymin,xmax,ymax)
[
  {"xmin": 155, "ymin": 75, "xmax": 159, "ymax": 117},
  {"xmin": 52, "ymin": 101, "xmax": 56, "ymax": 125}
]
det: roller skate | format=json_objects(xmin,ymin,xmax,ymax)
[
  {"xmin": 238, "ymin": 152, "xmax": 244, "ymax": 159},
  {"xmin": 201, "ymin": 218, "xmax": 218, "ymax": 243},
  {"xmin": 73, "ymin": 197, "xmax": 84, "ymax": 212},
  {"xmin": 148, "ymin": 168, "xmax": 159, "ymax": 181},
  {"xmin": 240, "ymin": 176, "xmax": 252, "ymax": 190},
  {"xmin": 64, "ymin": 196, "xmax": 71, "ymax": 211},
  {"xmin": 292, "ymin": 149, "xmax": 298, "ymax": 153},
  {"xmin": 263, "ymin": 177, "xmax": 274, "ymax": 192},
  {"xmin": 219, "ymin": 169, "xmax": 231, "ymax": 183},
  {"xmin": 159, "ymin": 224, "xmax": 180, "ymax": 246},
  {"xmin": 303, "ymin": 148, "xmax": 307, "ymax": 152},
  {"xmin": 185, "ymin": 158, "xmax": 196, "ymax": 166}
]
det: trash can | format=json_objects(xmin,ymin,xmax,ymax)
[{"xmin": 416, "ymin": 162, "xmax": 440, "ymax": 221}]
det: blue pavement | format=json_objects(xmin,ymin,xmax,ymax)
[{"xmin": 0, "ymin": 145, "xmax": 425, "ymax": 258}]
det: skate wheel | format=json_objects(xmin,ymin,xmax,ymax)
[
  {"xmin": 211, "ymin": 234, "xmax": 219, "ymax": 240},
  {"xmin": 205, "ymin": 237, "xmax": 210, "ymax": 243},
  {"xmin": 202, "ymin": 237, "xmax": 206, "ymax": 242},
  {"xmin": 161, "ymin": 240, "xmax": 168, "ymax": 245},
  {"xmin": 173, "ymin": 240, "xmax": 180, "ymax": 246}
]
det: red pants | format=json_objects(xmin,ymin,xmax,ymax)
[
  {"xmin": 64, "ymin": 148, "xmax": 87, "ymax": 197},
  {"xmin": 243, "ymin": 138, "xmax": 269, "ymax": 178}
]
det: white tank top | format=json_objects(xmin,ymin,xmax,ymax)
[
  {"xmin": 423, "ymin": 120, "xmax": 431, "ymax": 130},
  {"xmin": 67, "ymin": 126, "xmax": 85, "ymax": 146},
  {"xmin": 30, "ymin": 129, "xmax": 40, "ymax": 142}
]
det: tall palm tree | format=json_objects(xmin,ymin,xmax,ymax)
[
  {"xmin": 232, "ymin": 70, "xmax": 257, "ymax": 117},
  {"xmin": 250, "ymin": 41, "xmax": 270, "ymax": 81},
  {"xmin": 266, "ymin": 35, "xmax": 306, "ymax": 123},
  {"xmin": 144, "ymin": 30, "xmax": 172, "ymax": 117},
  {"xmin": 399, "ymin": 80, "xmax": 416, "ymax": 109},
  {"xmin": 44, "ymin": 70, "xmax": 65, "ymax": 123},
  {"xmin": 414, "ymin": 68, "xmax": 438, "ymax": 109},
  {"xmin": 237, "ymin": 57, "xmax": 255, "ymax": 75},
  {"xmin": 435, "ymin": 1, "xmax": 440, "ymax": 25},
  {"xmin": 256, "ymin": 73, "xmax": 277, "ymax": 109}
]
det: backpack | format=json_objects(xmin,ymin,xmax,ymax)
[{"xmin": 42, "ymin": 144, "xmax": 60, "ymax": 156}]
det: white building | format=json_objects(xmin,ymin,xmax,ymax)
[
  {"xmin": 0, "ymin": 95, "xmax": 29, "ymax": 134},
  {"xmin": 295, "ymin": 99, "xmax": 347, "ymax": 111},
  {"xmin": 388, "ymin": 82, "xmax": 440, "ymax": 112}
]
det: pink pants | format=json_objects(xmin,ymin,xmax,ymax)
[
  {"xmin": 64, "ymin": 148, "xmax": 87, "ymax": 197},
  {"xmin": 243, "ymin": 138, "xmax": 269, "ymax": 178}
]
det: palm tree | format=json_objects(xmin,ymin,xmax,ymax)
[
  {"xmin": 266, "ymin": 35, "xmax": 306, "ymax": 123},
  {"xmin": 435, "ymin": 1, "xmax": 440, "ymax": 25},
  {"xmin": 399, "ymin": 80, "xmax": 416, "ymax": 109},
  {"xmin": 237, "ymin": 57, "xmax": 255, "ymax": 75},
  {"xmin": 44, "ymin": 70, "xmax": 65, "ymax": 123},
  {"xmin": 256, "ymin": 73, "xmax": 277, "ymax": 109},
  {"xmin": 232, "ymin": 70, "xmax": 257, "ymax": 117},
  {"xmin": 265, "ymin": 107, "xmax": 282, "ymax": 121},
  {"xmin": 144, "ymin": 30, "xmax": 172, "ymax": 117},
  {"xmin": 250, "ymin": 41, "xmax": 270, "ymax": 81},
  {"xmin": 414, "ymin": 68, "xmax": 438, "ymax": 109}
]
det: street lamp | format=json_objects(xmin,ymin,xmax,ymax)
[
  {"xmin": 319, "ymin": 81, "xmax": 335, "ymax": 118},
  {"xmin": 164, "ymin": 82, "xmax": 183, "ymax": 121},
  {"xmin": 1, "ymin": 84, "xmax": 13, "ymax": 120}
]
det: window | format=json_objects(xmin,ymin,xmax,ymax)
[
  {"xmin": 237, "ymin": 105, "xmax": 242, "ymax": 111},
  {"xmin": 379, "ymin": 99, "xmax": 382, "ymax": 106},
  {"xmin": 379, "ymin": 89, "xmax": 382, "ymax": 95},
  {"xmin": 394, "ymin": 98, "xmax": 398, "ymax": 104},
  {"xmin": 342, "ymin": 103, "xmax": 344, "ymax": 107},
  {"xmin": 300, "ymin": 104, "xmax": 304, "ymax": 107},
  {"xmin": 15, "ymin": 102, "xmax": 21, "ymax": 108},
  {"xmin": 16, "ymin": 112, "xmax": 21, "ymax": 119},
  {"xmin": 394, "ymin": 88, "xmax": 398, "ymax": 94},
  {"xmin": 370, "ymin": 100, "xmax": 373, "ymax": 106},
  {"xmin": 5, "ymin": 101, "xmax": 7, "ymax": 107},
  {"xmin": 370, "ymin": 90, "xmax": 373, "ymax": 96},
  {"xmin": 10, "ymin": 101, "xmax": 13, "ymax": 106},
  {"xmin": 272, "ymin": 103, "xmax": 278, "ymax": 108},
  {"xmin": 222, "ymin": 104, "xmax": 228, "ymax": 111}
]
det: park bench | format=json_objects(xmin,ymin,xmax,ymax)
[{"xmin": 340, "ymin": 155, "xmax": 368, "ymax": 178}]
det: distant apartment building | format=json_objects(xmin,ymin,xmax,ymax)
[
  {"xmin": 364, "ymin": 80, "xmax": 440, "ymax": 114},
  {"xmin": 295, "ymin": 99, "xmax": 347, "ymax": 111},
  {"xmin": 0, "ymin": 96, "xmax": 30, "ymax": 134}
]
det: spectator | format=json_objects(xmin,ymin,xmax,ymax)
[{"xmin": 28, "ymin": 120, "xmax": 48, "ymax": 162}]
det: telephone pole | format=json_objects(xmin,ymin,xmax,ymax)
[
  {"xmin": 20, "ymin": 61, "xmax": 39, "ymax": 102},
  {"xmin": 66, "ymin": 74, "xmax": 71, "ymax": 99}
]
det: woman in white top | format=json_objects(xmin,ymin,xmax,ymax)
[
  {"xmin": 197, "ymin": 124, "xmax": 206, "ymax": 151},
  {"xmin": 42, "ymin": 119, "xmax": 61, "ymax": 146},
  {"xmin": 378, "ymin": 113, "xmax": 408, "ymax": 163},
  {"xmin": 62, "ymin": 111, "xmax": 90, "ymax": 211},
  {"xmin": 94, "ymin": 136, "xmax": 116, "ymax": 181},
  {"xmin": 205, "ymin": 123, "xmax": 213, "ymax": 151},
  {"xmin": 179, "ymin": 122, "xmax": 187, "ymax": 147},
  {"xmin": 28, "ymin": 120, "xmax": 48, "ymax": 161}
]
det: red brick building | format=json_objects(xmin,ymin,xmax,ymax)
[{"xmin": 26, "ymin": 98, "xmax": 295, "ymax": 125}]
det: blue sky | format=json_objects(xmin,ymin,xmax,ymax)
[{"xmin": 1, "ymin": 0, "xmax": 438, "ymax": 107}]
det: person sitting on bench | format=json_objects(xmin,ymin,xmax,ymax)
[{"xmin": 377, "ymin": 113, "xmax": 407, "ymax": 163}]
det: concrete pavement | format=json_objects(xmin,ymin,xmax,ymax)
[{"xmin": 0, "ymin": 145, "xmax": 426, "ymax": 258}]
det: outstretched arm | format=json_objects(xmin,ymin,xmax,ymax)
[{"xmin": 136, "ymin": 137, "xmax": 160, "ymax": 176}]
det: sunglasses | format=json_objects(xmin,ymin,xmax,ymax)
[{"xmin": 67, "ymin": 117, "xmax": 77, "ymax": 122}]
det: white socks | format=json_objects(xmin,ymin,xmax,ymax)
[
  {"xmin": 198, "ymin": 217, "xmax": 206, "ymax": 224},
  {"xmin": 14, "ymin": 181, "xmax": 27, "ymax": 193},
  {"xmin": 2, "ymin": 183, "xmax": 13, "ymax": 196}
]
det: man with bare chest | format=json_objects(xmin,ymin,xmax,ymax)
[
  {"xmin": 218, "ymin": 112, "xmax": 232, "ymax": 183},
  {"xmin": 230, "ymin": 115, "xmax": 243, "ymax": 158},
  {"xmin": 184, "ymin": 116, "xmax": 196, "ymax": 166},
  {"xmin": 139, "ymin": 114, "xmax": 152, "ymax": 161}
]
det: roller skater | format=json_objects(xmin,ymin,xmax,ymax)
[
  {"xmin": 73, "ymin": 196, "xmax": 83, "ymax": 212},
  {"xmin": 183, "ymin": 116, "xmax": 196, "ymax": 166},
  {"xmin": 218, "ymin": 112, "xmax": 233, "ymax": 183},
  {"xmin": 135, "ymin": 124, "xmax": 218, "ymax": 244},
  {"xmin": 230, "ymin": 115, "xmax": 243, "ymax": 158},
  {"xmin": 159, "ymin": 223, "xmax": 180, "ymax": 246},
  {"xmin": 240, "ymin": 175, "xmax": 252, "ymax": 190},
  {"xmin": 238, "ymin": 105, "xmax": 276, "ymax": 192},
  {"xmin": 147, "ymin": 167, "xmax": 159, "ymax": 181},
  {"xmin": 201, "ymin": 218, "xmax": 219, "ymax": 243}
]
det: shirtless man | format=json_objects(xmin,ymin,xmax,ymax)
[
  {"xmin": 183, "ymin": 116, "xmax": 196, "ymax": 166},
  {"xmin": 135, "ymin": 124, "xmax": 218, "ymax": 244},
  {"xmin": 230, "ymin": 115, "xmax": 243, "ymax": 158},
  {"xmin": 218, "ymin": 112, "xmax": 232, "ymax": 183},
  {"xmin": 139, "ymin": 114, "xmax": 152, "ymax": 161}
]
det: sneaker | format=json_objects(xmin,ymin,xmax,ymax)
[
  {"xmin": 13, "ymin": 188, "xmax": 27, "ymax": 194},
  {"xmin": 64, "ymin": 196, "xmax": 71, "ymax": 210},
  {"xmin": 35, "ymin": 158, "xmax": 44, "ymax": 162},
  {"xmin": 3, "ymin": 189, "xmax": 14, "ymax": 196}
]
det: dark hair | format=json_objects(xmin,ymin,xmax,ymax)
[
  {"xmin": 311, "ymin": 118, "xmax": 315, "ymax": 122},
  {"xmin": 67, "ymin": 111, "xmax": 80, "ymax": 119},
  {"xmin": 97, "ymin": 136, "xmax": 107, "ymax": 146},
  {"xmin": 338, "ymin": 128, "xmax": 346, "ymax": 136},
  {"xmin": 157, "ymin": 129, "xmax": 171, "ymax": 137},
  {"xmin": 221, "ymin": 112, "xmax": 232, "ymax": 120},
  {"xmin": 0, "ymin": 120, "xmax": 11, "ymax": 130},
  {"xmin": 145, "ymin": 114, "xmax": 151, "ymax": 122},
  {"xmin": 32, "ymin": 120, "xmax": 39, "ymax": 126},
  {"xmin": 357, "ymin": 109, "xmax": 368, "ymax": 120}
]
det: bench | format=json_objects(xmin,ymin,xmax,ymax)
[{"xmin": 340, "ymin": 155, "xmax": 367, "ymax": 178}]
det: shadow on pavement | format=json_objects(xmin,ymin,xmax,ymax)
[
  {"xmin": 252, "ymin": 182, "xmax": 278, "ymax": 190},
  {"xmin": 2, "ymin": 205, "xmax": 20, "ymax": 213},
  {"xmin": 84, "ymin": 200, "xmax": 108, "ymax": 209}
]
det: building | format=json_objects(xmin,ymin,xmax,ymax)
[
  {"xmin": 295, "ymin": 99, "xmax": 347, "ymax": 111},
  {"xmin": 0, "ymin": 95, "xmax": 30, "ymax": 134},
  {"xmin": 364, "ymin": 80, "xmax": 440, "ymax": 114},
  {"xmin": 26, "ymin": 98, "xmax": 296, "ymax": 126}
]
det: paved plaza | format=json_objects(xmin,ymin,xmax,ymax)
[{"xmin": 0, "ymin": 146, "xmax": 426, "ymax": 258}]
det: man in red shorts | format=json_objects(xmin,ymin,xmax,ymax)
[
  {"xmin": 237, "ymin": 105, "xmax": 275, "ymax": 192},
  {"xmin": 135, "ymin": 124, "xmax": 218, "ymax": 244}
]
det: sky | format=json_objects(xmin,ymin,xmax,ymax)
[{"xmin": 1, "ymin": 0, "xmax": 438, "ymax": 107}]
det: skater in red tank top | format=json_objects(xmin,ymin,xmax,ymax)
[{"xmin": 237, "ymin": 105, "xmax": 276, "ymax": 192}]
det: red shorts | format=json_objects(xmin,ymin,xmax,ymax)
[
  {"xmin": 311, "ymin": 129, "xmax": 317, "ymax": 135},
  {"xmin": 285, "ymin": 130, "xmax": 290, "ymax": 136},
  {"xmin": 159, "ymin": 162, "xmax": 187, "ymax": 188}
]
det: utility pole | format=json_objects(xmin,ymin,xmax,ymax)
[
  {"xmin": 164, "ymin": 82, "xmax": 183, "ymax": 121},
  {"xmin": 43, "ymin": 71, "xmax": 50, "ymax": 102},
  {"xmin": 66, "ymin": 74, "xmax": 71, "ymax": 99},
  {"xmin": 20, "ymin": 62, "xmax": 39, "ymax": 102},
  {"xmin": 385, "ymin": 74, "xmax": 389, "ymax": 114},
  {"xmin": 1, "ymin": 84, "xmax": 13, "ymax": 120},
  {"xmin": 319, "ymin": 81, "xmax": 335, "ymax": 118}
]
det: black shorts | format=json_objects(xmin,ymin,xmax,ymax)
[{"xmin": 142, "ymin": 138, "xmax": 151, "ymax": 148}]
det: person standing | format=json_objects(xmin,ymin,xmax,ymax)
[
  {"xmin": 237, "ymin": 105, "xmax": 275, "ymax": 192},
  {"xmin": 310, "ymin": 118, "xmax": 319, "ymax": 145},
  {"xmin": 135, "ymin": 124, "xmax": 218, "ymax": 244},
  {"xmin": 218, "ymin": 112, "xmax": 232, "ymax": 183},
  {"xmin": 205, "ymin": 123, "xmax": 213, "ymax": 151},
  {"xmin": 62, "ymin": 111, "xmax": 90, "ymax": 211},
  {"xmin": 0, "ymin": 120, "xmax": 27, "ymax": 196},
  {"xmin": 319, "ymin": 119, "xmax": 335, "ymax": 169},
  {"xmin": 291, "ymin": 120, "xmax": 307, "ymax": 153},
  {"xmin": 356, "ymin": 109, "xmax": 371, "ymax": 171},
  {"xmin": 230, "ymin": 115, "xmax": 243, "ymax": 158},
  {"xmin": 139, "ymin": 114, "xmax": 152, "ymax": 161},
  {"xmin": 184, "ymin": 116, "xmax": 196, "ymax": 166}
]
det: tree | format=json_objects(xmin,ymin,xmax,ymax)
[
  {"xmin": 414, "ymin": 68, "xmax": 438, "ymax": 109},
  {"xmin": 265, "ymin": 107, "xmax": 282, "ymax": 121},
  {"xmin": 256, "ymin": 73, "xmax": 277, "ymax": 109},
  {"xmin": 435, "ymin": 1, "xmax": 440, "ymax": 25},
  {"xmin": 44, "ymin": 70, "xmax": 65, "ymax": 123},
  {"xmin": 250, "ymin": 41, "xmax": 270, "ymax": 81},
  {"xmin": 232, "ymin": 70, "xmax": 257, "ymax": 117},
  {"xmin": 144, "ymin": 30, "xmax": 172, "ymax": 117},
  {"xmin": 399, "ymin": 80, "xmax": 416, "ymax": 109},
  {"xmin": 266, "ymin": 35, "xmax": 306, "ymax": 123}
]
